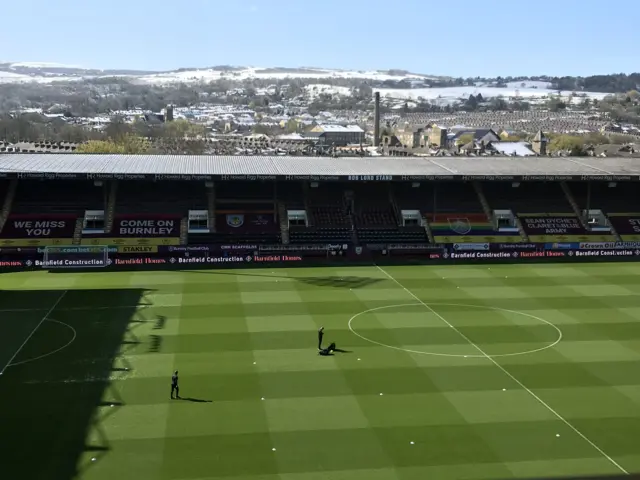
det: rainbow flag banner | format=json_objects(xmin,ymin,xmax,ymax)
[
  {"xmin": 433, "ymin": 235, "xmax": 523, "ymax": 243},
  {"xmin": 428, "ymin": 213, "xmax": 519, "ymax": 243}
]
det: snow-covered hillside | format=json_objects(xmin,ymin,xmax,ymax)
[
  {"xmin": 374, "ymin": 86, "xmax": 608, "ymax": 103},
  {"xmin": 138, "ymin": 66, "xmax": 439, "ymax": 84},
  {"xmin": 9, "ymin": 62, "xmax": 85, "ymax": 69},
  {"xmin": 0, "ymin": 63, "xmax": 442, "ymax": 84}
]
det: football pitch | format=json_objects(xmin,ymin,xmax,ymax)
[{"xmin": 2, "ymin": 263, "xmax": 640, "ymax": 480}]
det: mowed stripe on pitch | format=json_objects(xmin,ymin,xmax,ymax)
[{"xmin": 1, "ymin": 264, "xmax": 640, "ymax": 479}]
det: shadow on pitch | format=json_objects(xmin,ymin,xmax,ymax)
[
  {"xmin": 180, "ymin": 270, "xmax": 383, "ymax": 289},
  {"xmin": 180, "ymin": 397, "xmax": 213, "ymax": 403},
  {"xmin": 319, "ymin": 347, "xmax": 353, "ymax": 356},
  {"xmin": 0, "ymin": 287, "xmax": 154, "ymax": 480},
  {"xmin": 154, "ymin": 315, "xmax": 167, "ymax": 330}
]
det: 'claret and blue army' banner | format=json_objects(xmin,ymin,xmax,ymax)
[{"xmin": 518, "ymin": 214, "xmax": 615, "ymax": 243}]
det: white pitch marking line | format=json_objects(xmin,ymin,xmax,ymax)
[
  {"xmin": 0, "ymin": 304, "xmax": 151, "ymax": 313},
  {"xmin": 374, "ymin": 265, "xmax": 628, "ymax": 475},
  {"xmin": 8, "ymin": 319, "xmax": 77, "ymax": 367},
  {"xmin": 348, "ymin": 303, "xmax": 561, "ymax": 358},
  {"xmin": 0, "ymin": 290, "xmax": 67, "ymax": 376}
]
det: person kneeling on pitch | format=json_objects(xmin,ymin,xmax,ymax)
[
  {"xmin": 171, "ymin": 370, "xmax": 180, "ymax": 399},
  {"xmin": 319, "ymin": 342, "xmax": 336, "ymax": 356}
]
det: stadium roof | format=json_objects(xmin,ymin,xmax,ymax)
[{"xmin": 0, "ymin": 154, "xmax": 639, "ymax": 181}]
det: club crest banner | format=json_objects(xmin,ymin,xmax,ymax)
[{"xmin": 226, "ymin": 214, "xmax": 245, "ymax": 228}]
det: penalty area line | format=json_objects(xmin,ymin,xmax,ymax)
[
  {"xmin": 0, "ymin": 290, "xmax": 68, "ymax": 376},
  {"xmin": 373, "ymin": 264, "xmax": 628, "ymax": 475}
]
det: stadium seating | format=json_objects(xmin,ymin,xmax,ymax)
[
  {"xmin": 0, "ymin": 179, "xmax": 8, "ymax": 201},
  {"xmin": 288, "ymin": 226, "xmax": 351, "ymax": 244},
  {"xmin": 189, "ymin": 231, "xmax": 280, "ymax": 245},
  {"xmin": 285, "ymin": 184, "xmax": 353, "ymax": 244},
  {"xmin": 307, "ymin": 184, "xmax": 350, "ymax": 226},
  {"xmin": 393, "ymin": 183, "xmax": 435, "ymax": 212},
  {"xmin": 4, "ymin": 177, "xmax": 635, "ymax": 247},
  {"xmin": 567, "ymin": 182, "xmax": 640, "ymax": 213},
  {"xmin": 357, "ymin": 226, "xmax": 428, "ymax": 244},
  {"xmin": 350, "ymin": 184, "xmax": 428, "ymax": 244},
  {"xmin": 353, "ymin": 184, "xmax": 396, "ymax": 225},
  {"xmin": 115, "ymin": 181, "xmax": 206, "ymax": 215},
  {"xmin": 11, "ymin": 180, "xmax": 104, "ymax": 215},
  {"xmin": 216, "ymin": 181, "xmax": 274, "ymax": 200},
  {"xmin": 482, "ymin": 182, "xmax": 571, "ymax": 213},
  {"xmin": 279, "ymin": 182, "xmax": 305, "ymax": 210},
  {"xmin": 429, "ymin": 182, "xmax": 483, "ymax": 213}
]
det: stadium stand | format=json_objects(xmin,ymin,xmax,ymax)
[
  {"xmin": 115, "ymin": 180, "xmax": 206, "ymax": 215},
  {"xmin": 431, "ymin": 182, "xmax": 483, "ymax": 213},
  {"xmin": 11, "ymin": 180, "xmax": 104, "ymax": 215},
  {"xmin": 290, "ymin": 183, "xmax": 352, "ymax": 244},
  {"xmin": 1, "ymin": 154, "xmax": 640, "ymax": 249},
  {"xmin": 0, "ymin": 179, "xmax": 8, "ymax": 203},
  {"xmin": 567, "ymin": 181, "xmax": 640, "ymax": 213},
  {"xmin": 482, "ymin": 181, "xmax": 571, "ymax": 213},
  {"xmin": 279, "ymin": 182, "xmax": 305, "ymax": 210}
]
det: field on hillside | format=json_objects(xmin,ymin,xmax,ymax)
[{"xmin": 1, "ymin": 263, "xmax": 640, "ymax": 480}]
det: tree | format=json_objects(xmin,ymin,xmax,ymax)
[
  {"xmin": 501, "ymin": 135, "xmax": 521, "ymax": 142},
  {"xmin": 76, "ymin": 134, "xmax": 150, "ymax": 154},
  {"xmin": 583, "ymin": 132, "xmax": 609, "ymax": 145},
  {"xmin": 456, "ymin": 134, "xmax": 474, "ymax": 145},
  {"xmin": 547, "ymin": 96, "xmax": 567, "ymax": 112},
  {"xmin": 579, "ymin": 97, "xmax": 592, "ymax": 110},
  {"xmin": 609, "ymin": 134, "xmax": 630, "ymax": 145},
  {"xmin": 549, "ymin": 134, "xmax": 585, "ymax": 155},
  {"xmin": 284, "ymin": 119, "xmax": 298, "ymax": 133},
  {"xmin": 252, "ymin": 124, "xmax": 270, "ymax": 135},
  {"xmin": 105, "ymin": 116, "xmax": 133, "ymax": 140},
  {"xmin": 156, "ymin": 119, "xmax": 208, "ymax": 154},
  {"xmin": 465, "ymin": 95, "xmax": 478, "ymax": 110}
]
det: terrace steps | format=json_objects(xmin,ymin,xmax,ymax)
[
  {"xmin": 514, "ymin": 216, "xmax": 530, "ymax": 242},
  {"xmin": 180, "ymin": 218, "xmax": 189, "ymax": 245},
  {"xmin": 72, "ymin": 217, "xmax": 84, "ymax": 245},
  {"xmin": 0, "ymin": 179, "xmax": 18, "ymax": 234},
  {"xmin": 278, "ymin": 201, "xmax": 289, "ymax": 245},
  {"xmin": 561, "ymin": 182, "xmax": 587, "ymax": 228},
  {"xmin": 105, "ymin": 181, "xmax": 118, "ymax": 234},
  {"xmin": 422, "ymin": 216, "xmax": 436, "ymax": 243},
  {"xmin": 472, "ymin": 181, "xmax": 494, "ymax": 225},
  {"xmin": 207, "ymin": 183, "xmax": 216, "ymax": 233}
]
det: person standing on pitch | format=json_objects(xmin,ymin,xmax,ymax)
[
  {"xmin": 318, "ymin": 327, "xmax": 324, "ymax": 350},
  {"xmin": 171, "ymin": 370, "xmax": 180, "ymax": 399}
]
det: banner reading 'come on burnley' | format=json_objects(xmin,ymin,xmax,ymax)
[
  {"xmin": 80, "ymin": 215, "xmax": 182, "ymax": 247},
  {"xmin": 112, "ymin": 216, "xmax": 181, "ymax": 237}
]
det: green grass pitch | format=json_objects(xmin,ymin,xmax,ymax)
[{"xmin": 1, "ymin": 263, "xmax": 640, "ymax": 480}]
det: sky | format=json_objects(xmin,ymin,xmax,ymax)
[{"xmin": 2, "ymin": 0, "xmax": 639, "ymax": 78}]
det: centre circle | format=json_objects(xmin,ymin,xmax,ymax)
[
  {"xmin": 348, "ymin": 302, "xmax": 562, "ymax": 358},
  {"xmin": 9, "ymin": 319, "xmax": 77, "ymax": 367}
]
